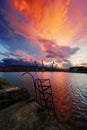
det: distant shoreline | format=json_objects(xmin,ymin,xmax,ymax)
[
  {"xmin": 0, "ymin": 66, "xmax": 66, "ymax": 72},
  {"xmin": 0, "ymin": 66, "xmax": 87, "ymax": 73}
]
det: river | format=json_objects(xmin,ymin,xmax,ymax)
[{"xmin": 0, "ymin": 72, "xmax": 87, "ymax": 130}]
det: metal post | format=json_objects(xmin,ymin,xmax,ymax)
[{"xmin": 21, "ymin": 72, "xmax": 37, "ymax": 102}]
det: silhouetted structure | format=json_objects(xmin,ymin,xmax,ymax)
[
  {"xmin": 41, "ymin": 60, "xmax": 44, "ymax": 71},
  {"xmin": 70, "ymin": 66, "xmax": 87, "ymax": 73}
]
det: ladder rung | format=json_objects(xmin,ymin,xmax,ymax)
[
  {"xmin": 39, "ymin": 91, "xmax": 52, "ymax": 95},
  {"xmin": 40, "ymin": 79, "xmax": 50, "ymax": 81},
  {"xmin": 43, "ymin": 87, "xmax": 51, "ymax": 91},
  {"xmin": 38, "ymin": 85, "xmax": 51, "ymax": 88},
  {"xmin": 35, "ymin": 78, "xmax": 55, "ymax": 116},
  {"xmin": 38, "ymin": 87, "xmax": 51, "ymax": 92},
  {"xmin": 40, "ymin": 94, "xmax": 52, "ymax": 100}
]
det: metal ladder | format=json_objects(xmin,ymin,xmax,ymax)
[
  {"xmin": 22, "ymin": 72, "xmax": 56, "ymax": 117},
  {"xmin": 35, "ymin": 78, "xmax": 56, "ymax": 116}
]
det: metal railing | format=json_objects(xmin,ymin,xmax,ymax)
[{"xmin": 22, "ymin": 72, "xmax": 56, "ymax": 116}]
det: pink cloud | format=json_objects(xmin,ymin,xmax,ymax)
[
  {"xmin": 15, "ymin": 50, "xmax": 32, "ymax": 62},
  {"xmin": 38, "ymin": 38, "xmax": 79, "ymax": 63},
  {"xmin": 1, "ymin": 0, "xmax": 87, "ymax": 48}
]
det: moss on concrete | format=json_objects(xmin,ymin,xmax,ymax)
[{"xmin": 0, "ymin": 77, "xmax": 10, "ymax": 89}]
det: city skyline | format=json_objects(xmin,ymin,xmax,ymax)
[{"xmin": 0, "ymin": 0, "xmax": 87, "ymax": 68}]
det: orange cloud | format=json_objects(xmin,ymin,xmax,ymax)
[
  {"xmin": 11, "ymin": 0, "xmax": 71, "ymax": 42},
  {"xmin": 11, "ymin": 0, "xmax": 87, "ymax": 47},
  {"xmin": 2, "ymin": 0, "xmax": 87, "ymax": 51},
  {"xmin": 1, "ymin": 0, "xmax": 87, "ymax": 67}
]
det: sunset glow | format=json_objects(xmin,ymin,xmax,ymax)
[{"xmin": 0, "ymin": 0, "xmax": 87, "ymax": 68}]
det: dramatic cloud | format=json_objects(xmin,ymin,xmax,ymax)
[
  {"xmin": 1, "ymin": 0, "xmax": 87, "ymax": 46},
  {"xmin": 38, "ymin": 38, "xmax": 79, "ymax": 63},
  {"xmin": 0, "ymin": 44, "xmax": 33, "ymax": 62},
  {"xmin": 0, "ymin": 0, "xmax": 87, "ymax": 67}
]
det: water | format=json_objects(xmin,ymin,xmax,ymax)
[{"xmin": 0, "ymin": 72, "xmax": 87, "ymax": 130}]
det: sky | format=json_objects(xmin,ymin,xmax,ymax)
[{"xmin": 0, "ymin": 0, "xmax": 87, "ymax": 68}]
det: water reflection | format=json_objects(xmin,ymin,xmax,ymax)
[
  {"xmin": 0, "ymin": 72, "xmax": 87, "ymax": 130},
  {"xmin": 50, "ymin": 72, "xmax": 87, "ymax": 130}
]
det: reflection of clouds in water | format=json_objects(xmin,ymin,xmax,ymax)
[{"xmin": 0, "ymin": 72, "xmax": 87, "ymax": 130}]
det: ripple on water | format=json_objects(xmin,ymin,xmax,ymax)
[{"xmin": 0, "ymin": 72, "xmax": 87, "ymax": 130}]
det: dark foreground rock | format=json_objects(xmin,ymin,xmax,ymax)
[{"xmin": 0, "ymin": 86, "xmax": 30, "ymax": 110}]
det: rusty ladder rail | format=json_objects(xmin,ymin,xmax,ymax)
[
  {"xmin": 22, "ymin": 72, "xmax": 56, "ymax": 117},
  {"xmin": 35, "ymin": 78, "xmax": 56, "ymax": 116}
]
